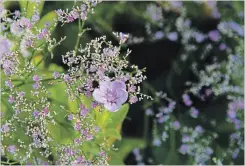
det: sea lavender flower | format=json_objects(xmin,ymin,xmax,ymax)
[
  {"xmin": 7, "ymin": 145, "xmax": 16, "ymax": 154},
  {"xmin": 80, "ymin": 108, "xmax": 89, "ymax": 117},
  {"xmin": 193, "ymin": 32, "xmax": 206, "ymax": 43},
  {"xmin": 33, "ymin": 110, "xmax": 39, "ymax": 118},
  {"xmin": 93, "ymin": 80, "xmax": 128, "ymax": 112},
  {"xmin": 182, "ymin": 94, "xmax": 192, "ymax": 106},
  {"xmin": 154, "ymin": 31, "xmax": 164, "ymax": 40},
  {"xmin": 153, "ymin": 138, "xmax": 161, "ymax": 147},
  {"xmin": 8, "ymin": 95, "xmax": 15, "ymax": 103},
  {"xmin": 208, "ymin": 30, "xmax": 221, "ymax": 42},
  {"xmin": 190, "ymin": 107, "xmax": 199, "ymax": 118},
  {"xmin": 179, "ymin": 144, "xmax": 188, "ymax": 154},
  {"xmin": 171, "ymin": 121, "xmax": 181, "ymax": 130},
  {"xmin": 145, "ymin": 108, "xmax": 153, "ymax": 116},
  {"xmin": 67, "ymin": 114, "xmax": 73, "ymax": 121},
  {"xmin": 53, "ymin": 71, "xmax": 60, "ymax": 79},
  {"xmin": 0, "ymin": 36, "xmax": 12, "ymax": 55},
  {"xmin": 167, "ymin": 32, "xmax": 178, "ymax": 41},
  {"xmin": 5, "ymin": 80, "xmax": 13, "ymax": 89},
  {"xmin": 1, "ymin": 124, "xmax": 10, "ymax": 133}
]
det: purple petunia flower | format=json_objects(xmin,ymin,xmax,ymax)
[{"xmin": 92, "ymin": 80, "xmax": 128, "ymax": 112}]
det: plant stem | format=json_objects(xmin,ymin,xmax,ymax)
[{"xmin": 74, "ymin": 19, "xmax": 85, "ymax": 56}]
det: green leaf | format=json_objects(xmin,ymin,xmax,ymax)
[
  {"xmin": 104, "ymin": 128, "xmax": 122, "ymax": 140},
  {"xmin": 19, "ymin": 1, "xmax": 28, "ymax": 13},
  {"xmin": 24, "ymin": 1, "xmax": 45, "ymax": 19},
  {"xmin": 36, "ymin": 11, "xmax": 58, "ymax": 33},
  {"xmin": 107, "ymin": 104, "xmax": 129, "ymax": 128},
  {"xmin": 115, "ymin": 137, "xmax": 146, "ymax": 160}
]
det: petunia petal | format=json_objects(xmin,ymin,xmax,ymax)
[
  {"xmin": 92, "ymin": 89, "xmax": 105, "ymax": 104},
  {"xmin": 116, "ymin": 89, "xmax": 128, "ymax": 105},
  {"xmin": 99, "ymin": 81, "xmax": 111, "ymax": 92},
  {"xmin": 104, "ymin": 103, "xmax": 121, "ymax": 112},
  {"xmin": 112, "ymin": 80, "xmax": 126, "ymax": 90}
]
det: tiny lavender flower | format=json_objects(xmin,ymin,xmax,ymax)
[
  {"xmin": 7, "ymin": 145, "xmax": 16, "ymax": 154},
  {"xmin": 92, "ymin": 80, "xmax": 128, "ymax": 112},
  {"xmin": 208, "ymin": 30, "xmax": 221, "ymax": 42}
]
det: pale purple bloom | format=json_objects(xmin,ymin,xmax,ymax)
[
  {"xmin": 171, "ymin": 121, "xmax": 180, "ymax": 130},
  {"xmin": 227, "ymin": 109, "xmax": 236, "ymax": 119},
  {"xmin": 208, "ymin": 30, "xmax": 221, "ymax": 42},
  {"xmin": 5, "ymin": 80, "xmax": 13, "ymax": 89},
  {"xmin": 195, "ymin": 125, "xmax": 205, "ymax": 134},
  {"xmin": 128, "ymin": 85, "xmax": 136, "ymax": 93},
  {"xmin": 93, "ymin": 80, "xmax": 128, "ymax": 112},
  {"xmin": 91, "ymin": 102, "xmax": 98, "ymax": 108},
  {"xmin": 129, "ymin": 96, "xmax": 138, "ymax": 104},
  {"xmin": 81, "ymin": 4, "xmax": 87, "ymax": 11},
  {"xmin": 31, "ymin": 13, "xmax": 40, "ymax": 22},
  {"xmin": 154, "ymin": 31, "xmax": 164, "ymax": 40},
  {"xmin": 158, "ymin": 115, "xmax": 169, "ymax": 123},
  {"xmin": 75, "ymin": 122, "xmax": 81, "ymax": 130},
  {"xmin": 133, "ymin": 148, "xmax": 140, "ymax": 156},
  {"xmin": 167, "ymin": 32, "xmax": 178, "ymax": 41},
  {"xmin": 119, "ymin": 32, "xmax": 129, "ymax": 44},
  {"xmin": 14, "ymin": 10, "xmax": 20, "ymax": 18},
  {"xmin": 184, "ymin": 19, "xmax": 191, "ymax": 27},
  {"xmin": 74, "ymin": 138, "xmax": 80, "ymax": 144},
  {"xmin": 145, "ymin": 108, "xmax": 153, "ymax": 116},
  {"xmin": 8, "ymin": 95, "xmax": 15, "ymax": 103},
  {"xmin": 182, "ymin": 94, "xmax": 192, "ymax": 106},
  {"xmin": 182, "ymin": 134, "xmax": 191, "ymax": 142},
  {"xmin": 170, "ymin": 1, "xmax": 183, "ymax": 9},
  {"xmin": 63, "ymin": 74, "xmax": 72, "ymax": 82},
  {"xmin": 33, "ymin": 110, "xmax": 39, "ymax": 118},
  {"xmin": 179, "ymin": 144, "xmax": 188, "ymax": 154},
  {"xmin": 53, "ymin": 71, "xmax": 60, "ymax": 79},
  {"xmin": 32, "ymin": 83, "xmax": 40, "ymax": 89},
  {"xmin": 1, "ymin": 124, "xmax": 10, "ymax": 133},
  {"xmin": 94, "ymin": 126, "xmax": 100, "ymax": 132},
  {"xmin": 80, "ymin": 11, "xmax": 87, "ymax": 21},
  {"xmin": 7, "ymin": 145, "xmax": 16, "ymax": 154},
  {"xmin": 193, "ymin": 32, "xmax": 206, "ymax": 43},
  {"xmin": 228, "ymin": 21, "xmax": 244, "ymax": 37},
  {"xmin": 86, "ymin": 134, "xmax": 93, "ymax": 141},
  {"xmin": 153, "ymin": 138, "xmax": 161, "ymax": 146},
  {"xmin": 232, "ymin": 148, "xmax": 240, "ymax": 159},
  {"xmin": 0, "ymin": 36, "xmax": 12, "ymax": 54},
  {"xmin": 33, "ymin": 75, "xmax": 40, "ymax": 82},
  {"xmin": 205, "ymin": 88, "xmax": 212, "ymax": 96},
  {"xmin": 190, "ymin": 108, "xmax": 199, "ymax": 118},
  {"xmin": 80, "ymin": 108, "xmax": 89, "ymax": 117},
  {"xmin": 205, "ymin": 147, "xmax": 213, "ymax": 155}
]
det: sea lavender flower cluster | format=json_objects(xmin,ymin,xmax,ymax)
[
  {"xmin": 127, "ymin": 1, "xmax": 243, "ymax": 165},
  {"xmin": 1, "ymin": 0, "xmax": 149, "ymax": 165}
]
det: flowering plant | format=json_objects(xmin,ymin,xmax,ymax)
[{"xmin": 0, "ymin": 0, "xmax": 150, "ymax": 165}]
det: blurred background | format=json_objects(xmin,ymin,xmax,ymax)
[{"xmin": 5, "ymin": 1, "xmax": 244, "ymax": 165}]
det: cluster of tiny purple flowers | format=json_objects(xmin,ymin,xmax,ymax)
[{"xmin": 1, "ymin": 0, "xmax": 149, "ymax": 165}]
